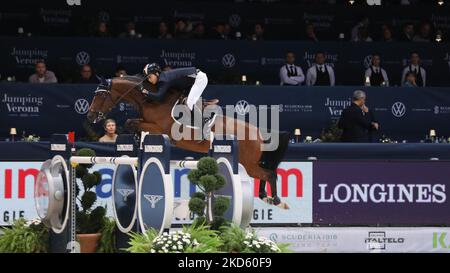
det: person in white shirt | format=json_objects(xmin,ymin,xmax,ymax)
[
  {"xmin": 279, "ymin": 51, "xmax": 305, "ymax": 86},
  {"xmin": 306, "ymin": 52, "xmax": 335, "ymax": 86},
  {"xmin": 28, "ymin": 61, "xmax": 58, "ymax": 84},
  {"xmin": 401, "ymin": 52, "xmax": 426, "ymax": 87},
  {"xmin": 364, "ymin": 54, "xmax": 389, "ymax": 86}
]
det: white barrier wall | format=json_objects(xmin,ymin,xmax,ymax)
[{"xmin": 254, "ymin": 227, "xmax": 450, "ymax": 253}]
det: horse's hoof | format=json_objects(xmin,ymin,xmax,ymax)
[{"xmin": 276, "ymin": 202, "xmax": 290, "ymax": 210}]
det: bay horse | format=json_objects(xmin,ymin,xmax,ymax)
[{"xmin": 86, "ymin": 76, "xmax": 290, "ymax": 208}]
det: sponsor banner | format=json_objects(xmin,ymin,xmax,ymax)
[
  {"xmin": 0, "ymin": 161, "xmax": 312, "ymax": 225},
  {"xmin": 313, "ymin": 161, "xmax": 450, "ymax": 225},
  {"xmin": 0, "ymin": 162, "xmax": 114, "ymax": 226},
  {"xmin": 254, "ymin": 227, "xmax": 450, "ymax": 253},
  {"xmin": 3, "ymin": 83, "xmax": 450, "ymax": 142},
  {"xmin": 2, "ymin": 37, "xmax": 450, "ymax": 87}
]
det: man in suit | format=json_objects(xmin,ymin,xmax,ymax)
[
  {"xmin": 279, "ymin": 51, "xmax": 305, "ymax": 86},
  {"xmin": 364, "ymin": 54, "xmax": 389, "ymax": 86},
  {"xmin": 306, "ymin": 52, "xmax": 335, "ymax": 86},
  {"xmin": 401, "ymin": 52, "xmax": 426, "ymax": 87},
  {"xmin": 338, "ymin": 90, "xmax": 379, "ymax": 142}
]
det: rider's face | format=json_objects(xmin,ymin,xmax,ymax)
[{"xmin": 148, "ymin": 73, "xmax": 158, "ymax": 84}]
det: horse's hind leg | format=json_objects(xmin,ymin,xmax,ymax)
[{"xmin": 245, "ymin": 164, "xmax": 281, "ymax": 205}]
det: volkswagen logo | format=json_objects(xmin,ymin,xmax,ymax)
[
  {"xmin": 363, "ymin": 55, "xmax": 372, "ymax": 69},
  {"xmin": 228, "ymin": 14, "xmax": 241, "ymax": 28},
  {"xmin": 98, "ymin": 11, "xmax": 110, "ymax": 23},
  {"xmin": 76, "ymin": 51, "xmax": 90, "ymax": 65},
  {"xmin": 222, "ymin": 53, "xmax": 236, "ymax": 68},
  {"xmin": 235, "ymin": 100, "xmax": 250, "ymax": 116},
  {"xmin": 74, "ymin": 99, "xmax": 90, "ymax": 114},
  {"xmin": 391, "ymin": 102, "xmax": 406, "ymax": 117}
]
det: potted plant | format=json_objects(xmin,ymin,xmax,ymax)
[
  {"xmin": 187, "ymin": 157, "xmax": 230, "ymax": 230},
  {"xmin": 0, "ymin": 218, "xmax": 49, "ymax": 253},
  {"xmin": 74, "ymin": 148, "xmax": 107, "ymax": 253}
]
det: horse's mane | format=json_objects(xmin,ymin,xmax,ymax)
[
  {"xmin": 111, "ymin": 74, "xmax": 181, "ymax": 105},
  {"xmin": 114, "ymin": 74, "xmax": 145, "ymax": 85}
]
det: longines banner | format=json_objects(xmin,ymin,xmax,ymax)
[
  {"xmin": 2, "ymin": 83, "xmax": 450, "ymax": 142},
  {"xmin": 313, "ymin": 161, "xmax": 450, "ymax": 225},
  {"xmin": 254, "ymin": 227, "xmax": 450, "ymax": 253},
  {"xmin": 0, "ymin": 161, "xmax": 312, "ymax": 226}
]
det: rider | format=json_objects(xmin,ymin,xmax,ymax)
[{"xmin": 141, "ymin": 63, "xmax": 215, "ymax": 128}]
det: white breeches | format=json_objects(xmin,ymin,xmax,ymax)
[{"xmin": 187, "ymin": 71, "xmax": 208, "ymax": 110}]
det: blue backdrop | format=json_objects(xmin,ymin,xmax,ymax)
[
  {"xmin": 1, "ymin": 83, "xmax": 450, "ymax": 142},
  {"xmin": 1, "ymin": 37, "xmax": 450, "ymax": 86}
]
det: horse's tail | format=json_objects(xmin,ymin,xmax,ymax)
[{"xmin": 258, "ymin": 131, "xmax": 290, "ymax": 171}]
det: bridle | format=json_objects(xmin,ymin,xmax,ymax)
[{"xmin": 91, "ymin": 79, "xmax": 139, "ymax": 123}]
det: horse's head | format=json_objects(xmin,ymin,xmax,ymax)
[{"xmin": 87, "ymin": 78, "xmax": 117, "ymax": 123}]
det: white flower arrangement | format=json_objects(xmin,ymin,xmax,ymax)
[
  {"xmin": 21, "ymin": 134, "xmax": 40, "ymax": 142},
  {"xmin": 150, "ymin": 230, "xmax": 198, "ymax": 253},
  {"xmin": 24, "ymin": 218, "xmax": 42, "ymax": 228},
  {"xmin": 242, "ymin": 232, "xmax": 281, "ymax": 253}
]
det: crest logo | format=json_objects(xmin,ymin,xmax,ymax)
[
  {"xmin": 144, "ymin": 194, "xmax": 163, "ymax": 208},
  {"xmin": 116, "ymin": 189, "xmax": 135, "ymax": 202}
]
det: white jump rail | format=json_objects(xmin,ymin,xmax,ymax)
[
  {"xmin": 70, "ymin": 156, "xmax": 137, "ymax": 165},
  {"xmin": 70, "ymin": 156, "xmax": 201, "ymax": 170}
]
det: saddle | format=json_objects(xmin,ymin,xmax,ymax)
[{"xmin": 177, "ymin": 95, "xmax": 219, "ymax": 108}]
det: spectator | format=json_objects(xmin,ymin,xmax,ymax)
[
  {"xmin": 210, "ymin": 22, "xmax": 227, "ymax": 40},
  {"xmin": 119, "ymin": 21, "xmax": 142, "ymax": 39},
  {"xmin": 76, "ymin": 64, "xmax": 99, "ymax": 83},
  {"xmin": 306, "ymin": 52, "xmax": 335, "ymax": 86},
  {"xmin": 338, "ymin": 90, "xmax": 379, "ymax": 143},
  {"xmin": 93, "ymin": 21, "xmax": 110, "ymax": 37},
  {"xmin": 98, "ymin": 119, "xmax": 118, "ymax": 143},
  {"xmin": 157, "ymin": 21, "xmax": 173, "ymax": 39},
  {"xmin": 115, "ymin": 65, "xmax": 127, "ymax": 78},
  {"xmin": 174, "ymin": 19, "xmax": 192, "ymax": 39},
  {"xmin": 192, "ymin": 23, "xmax": 206, "ymax": 39},
  {"xmin": 305, "ymin": 23, "xmax": 318, "ymax": 42},
  {"xmin": 224, "ymin": 23, "xmax": 232, "ymax": 39},
  {"xmin": 279, "ymin": 51, "xmax": 305, "ymax": 86},
  {"xmin": 413, "ymin": 22, "xmax": 432, "ymax": 42},
  {"xmin": 28, "ymin": 60, "xmax": 58, "ymax": 83},
  {"xmin": 401, "ymin": 52, "xmax": 426, "ymax": 87},
  {"xmin": 399, "ymin": 23, "xmax": 415, "ymax": 42},
  {"xmin": 249, "ymin": 23, "xmax": 265, "ymax": 41},
  {"xmin": 381, "ymin": 26, "xmax": 394, "ymax": 42},
  {"xmin": 354, "ymin": 27, "xmax": 373, "ymax": 42},
  {"xmin": 351, "ymin": 17, "xmax": 370, "ymax": 41},
  {"xmin": 403, "ymin": 72, "xmax": 418, "ymax": 87},
  {"xmin": 364, "ymin": 54, "xmax": 389, "ymax": 86}
]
